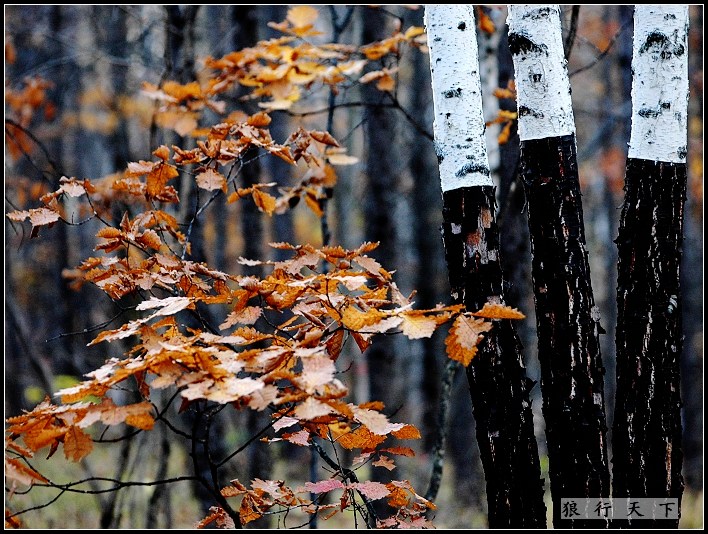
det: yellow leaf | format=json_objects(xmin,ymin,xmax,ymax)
[
  {"xmin": 286, "ymin": 5, "xmax": 319, "ymax": 27},
  {"xmin": 404, "ymin": 26, "xmax": 425, "ymax": 39},
  {"xmin": 340, "ymin": 306, "xmax": 385, "ymax": 331},
  {"xmin": 472, "ymin": 302, "xmax": 525, "ymax": 320},
  {"xmin": 400, "ymin": 313, "xmax": 438, "ymax": 339},
  {"xmin": 445, "ymin": 314, "xmax": 493, "ymax": 366},
  {"xmin": 63, "ymin": 426, "xmax": 93, "ymax": 462},
  {"xmin": 196, "ymin": 168, "xmax": 227, "ymax": 192}
]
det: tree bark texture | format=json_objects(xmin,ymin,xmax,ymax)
[
  {"xmin": 441, "ymin": 186, "xmax": 546, "ymax": 528},
  {"xmin": 519, "ymin": 134, "xmax": 610, "ymax": 527},
  {"xmin": 612, "ymin": 159, "xmax": 686, "ymax": 528}
]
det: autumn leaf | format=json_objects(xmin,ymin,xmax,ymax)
[
  {"xmin": 283, "ymin": 429, "xmax": 311, "ymax": 446},
  {"xmin": 252, "ymin": 188, "xmax": 276, "ymax": 215},
  {"xmin": 293, "ymin": 397, "xmax": 333, "ymax": 420},
  {"xmin": 5, "ymin": 457, "xmax": 48, "ymax": 487},
  {"xmin": 400, "ymin": 313, "xmax": 439, "ymax": 339},
  {"xmin": 286, "ymin": 5, "xmax": 319, "ymax": 28},
  {"xmin": 477, "ymin": 6, "xmax": 496, "ymax": 34},
  {"xmin": 196, "ymin": 168, "xmax": 227, "ymax": 192},
  {"xmin": 136, "ymin": 296, "xmax": 192, "ymax": 317},
  {"xmin": 372, "ymin": 455, "xmax": 396, "ymax": 471},
  {"xmin": 304, "ymin": 479, "xmax": 344, "ymax": 494},
  {"xmin": 445, "ymin": 314, "xmax": 493, "ymax": 366},
  {"xmin": 472, "ymin": 302, "xmax": 526, "ymax": 320},
  {"xmin": 63, "ymin": 426, "xmax": 93, "ymax": 462},
  {"xmin": 349, "ymin": 481, "xmax": 390, "ymax": 500},
  {"xmin": 391, "ymin": 424, "xmax": 421, "ymax": 440}
]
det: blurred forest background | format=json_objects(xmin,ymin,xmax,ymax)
[{"xmin": 4, "ymin": 5, "xmax": 703, "ymax": 528}]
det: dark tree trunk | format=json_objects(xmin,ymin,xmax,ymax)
[
  {"xmin": 441, "ymin": 186, "xmax": 546, "ymax": 528},
  {"xmin": 519, "ymin": 134, "xmax": 610, "ymax": 528},
  {"xmin": 360, "ymin": 7, "xmax": 401, "ymax": 519},
  {"xmin": 612, "ymin": 159, "xmax": 685, "ymax": 528}
]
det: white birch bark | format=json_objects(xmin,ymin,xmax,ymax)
[
  {"xmin": 425, "ymin": 5, "xmax": 492, "ymax": 191},
  {"xmin": 628, "ymin": 6, "xmax": 689, "ymax": 163},
  {"xmin": 506, "ymin": 5, "xmax": 575, "ymax": 141}
]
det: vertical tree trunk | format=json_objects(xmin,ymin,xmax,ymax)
[
  {"xmin": 426, "ymin": 6, "xmax": 546, "ymax": 527},
  {"xmin": 507, "ymin": 5, "xmax": 610, "ymax": 527},
  {"xmin": 612, "ymin": 6, "xmax": 688, "ymax": 527}
]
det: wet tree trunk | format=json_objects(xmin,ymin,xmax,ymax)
[
  {"xmin": 426, "ymin": 6, "xmax": 546, "ymax": 527},
  {"xmin": 612, "ymin": 6, "xmax": 688, "ymax": 528},
  {"xmin": 507, "ymin": 5, "xmax": 610, "ymax": 527}
]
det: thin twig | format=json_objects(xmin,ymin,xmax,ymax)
[
  {"xmin": 569, "ymin": 19, "xmax": 632, "ymax": 77},
  {"xmin": 564, "ymin": 6, "xmax": 580, "ymax": 60},
  {"xmin": 424, "ymin": 359, "xmax": 459, "ymax": 505}
]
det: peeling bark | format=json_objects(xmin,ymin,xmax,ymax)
[{"xmin": 441, "ymin": 186, "xmax": 546, "ymax": 528}]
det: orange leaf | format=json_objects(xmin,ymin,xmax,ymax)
[
  {"xmin": 125, "ymin": 413, "xmax": 155, "ymax": 430},
  {"xmin": 153, "ymin": 145, "xmax": 170, "ymax": 161},
  {"xmin": 146, "ymin": 164, "xmax": 179, "ymax": 199},
  {"xmin": 391, "ymin": 424, "xmax": 421, "ymax": 440},
  {"xmin": 239, "ymin": 494, "xmax": 262, "ymax": 525},
  {"xmin": 252, "ymin": 188, "xmax": 276, "ymax": 215},
  {"xmin": 472, "ymin": 302, "xmax": 525, "ymax": 320},
  {"xmin": 246, "ymin": 111, "xmax": 272, "ymax": 127},
  {"xmin": 445, "ymin": 314, "xmax": 493, "ymax": 366},
  {"xmin": 63, "ymin": 426, "xmax": 93, "ymax": 462},
  {"xmin": 477, "ymin": 7, "xmax": 496, "ymax": 34}
]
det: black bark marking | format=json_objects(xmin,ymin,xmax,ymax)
[
  {"xmin": 519, "ymin": 135, "xmax": 610, "ymax": 528},
  {"xmin": 518, "ymin": 105, "xmax": 544, "ymax": 119},
  {"xmin": 457, "ymin": 21, "xmax": 466, "ymax": 30},
  {"xmin": 612, "ymin": 159, "xmax": 686, "ymax": 528},
  {"xmin": 441, "ymin": 186, "xmax": 546, "ymax": 527},
  {"xmin": 443, "ymin": 87, "xmax": 462, "ymax": 98},
  {"xmin": 639, "ymin": 30, "xmax": 685, "ymax": 58},
  {"xmin": 508, "ymin": 32, "xmax": 548, "ymax": 56},
  {"xmin": 455, "ymin": 162, "xmax": 490, "ymax": 178},
  {"xmin": 677, "ymin": 146, "xmax": 687, "ymax": 159},
  {"xmin": 638, "ymin": 107, "xmax": 661, "ymax": 118}
]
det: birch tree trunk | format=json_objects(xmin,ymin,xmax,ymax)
[
  {"xmin": 507, "ymin": 5, "xmax": 610, "ymax": 527},
  {"xmin": 612, "ymin": 6, "xmax": 688, "ymax": 527},
  {"xmin": 426, "ymin": 6, "xmax": 546, "ymax": 527}
]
